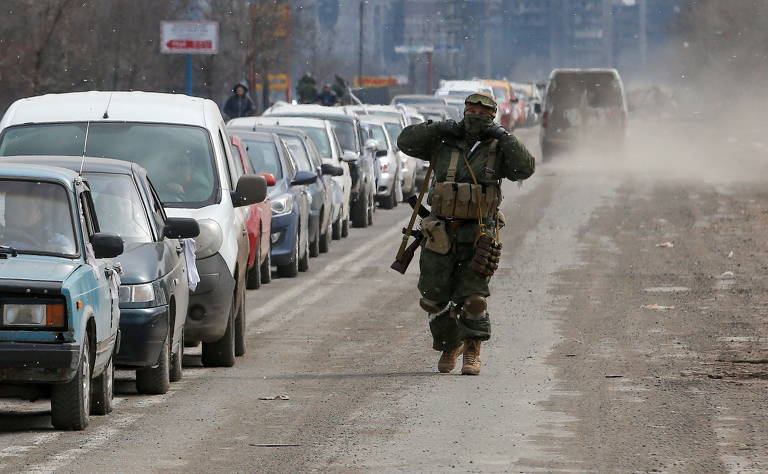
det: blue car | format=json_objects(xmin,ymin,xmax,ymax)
[
  {"xmin": 0, "ymin": 164, "xmax": 124, "ymax": 430},
  {"xmin": 236, "ymin": 131, "xmax": 317, "ymax": 278}
]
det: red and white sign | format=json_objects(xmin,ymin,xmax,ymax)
[{"xmin": 160, "ymin": 21, "xmax": 219, "ymax": 54}]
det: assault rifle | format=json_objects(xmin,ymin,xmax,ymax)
[{"xmin": 390, "ymin": 193, "xmax": 432, "ymax": 274}]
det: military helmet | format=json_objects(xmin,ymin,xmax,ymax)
[{"xmin": 465, "ymin": 92, "xmax": 497, "ymax": 112}]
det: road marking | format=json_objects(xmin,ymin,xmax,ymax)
[
  {"xmin": 21, "ymin": 415, "xmax": 138, "ymax": 474},
  {"xmin": 246, "ymin": 217, "xmax": 407, "ymax": 332}
]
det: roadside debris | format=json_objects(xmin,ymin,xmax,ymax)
[
  {"xmin": 717, "ymin": 271, "xmax": 735, "ymax": 279},
  {"xmin": 605, "ymin": 375, "xmax": 624, "ymax": 378},
  {"xmin": 258, "ymin": 395, "xmax": 290, "ymax": 401},
  {"xmin": 728, "ymin": 250, "xmax": 734, "ymax": 258},
  {"xmin": 656, "ymin": 242, "xmax": 674, "ymax": 248},
  {"xmin": 642, "ymin": 304, "xmax": 675, "ymax": 311}
]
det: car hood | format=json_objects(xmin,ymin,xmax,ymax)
[
  {"xmin": 0, "ymin": 255, "xmax": 80, "ymax": 283},
  {"xmin": 113, "ymin": 242, "xmax": 164, "ymax": 285}
]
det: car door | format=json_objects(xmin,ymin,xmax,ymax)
[
  {"xmin": 216, "ymin": 125, "xmax": 249, "ymax": 287},
  {"xmin": 145, "ymin": 176, "xmax": 189, "ymax": 346},
  {"xmin": 77, "ymin": 183, "xmax": 118, "ymax": 362}
]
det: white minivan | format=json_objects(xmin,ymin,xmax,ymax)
[{"xmin": 0, "ymin": 92, "xmax": 266, "ymax": 368}]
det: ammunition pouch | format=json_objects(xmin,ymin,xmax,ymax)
[
  {"xmin": 421, "ymin": 215, "xmax": 451, "ymax": 255},
  {"xmin": 430, "ymin": 182, "xmax": 500, "ymax": 220},
  {"xmin": 469, "ymin": 234, "xmax": 502, "ymax": 277}
]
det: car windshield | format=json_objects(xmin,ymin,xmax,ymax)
[
  {"xmin": 384, "ymin": 122, "xmax": 403, "ymax": 142},
  {"xmin": 297, "ymin": 127, "xmax": 332, "ymax": 158},
  {"xmin": 0, "ymin": 179, "xmax": 77, "ymax": 256},
  {"xmin": 281, "ymin": 136, "xmax": 313, "ymax": 172},
  {"xmin": 330, "ymin": 121, "xmax": 358, "ymax": 152},
  {"xmin": 241, "ymin": 139, "xmax": 282, "ymax": 181},
  {"xmin": 438, "ymin": 90, "xmax": 475, "ymax": 97},
  {"xmin": 0, "ymin": 123, "xmax": 217, "ymax": 208},
  {"xmin": 85, "ymin": 173, "xmax": 153, "ymax": 244}
]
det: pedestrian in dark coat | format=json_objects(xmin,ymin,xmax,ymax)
[{"xmin": 224, "ymin": 83, "xmax": 254, "ymax": 119}]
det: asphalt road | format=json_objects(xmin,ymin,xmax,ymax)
[{"xmin": 2, "ymin": 122, "xmax": 768, "ymax": 473}]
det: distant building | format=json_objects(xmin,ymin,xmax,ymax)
[{"xmin": 293, "ymin": 0, "xmax": 680, "ymax": 92}]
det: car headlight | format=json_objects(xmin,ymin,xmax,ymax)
[
  {"xmin": 270, "ymin": 194, "xmax": 294, "ymax": 217},
  {"xmin": 194, "ymin": 219, "xmax": 223, "ymax": 259},
  {"xmin": 2, "ymin": 303, "xmax": 66, "ymax": 328},
  {"xmin": 119, "ymin": 281, "xmax": 166, "ymax": 305}
]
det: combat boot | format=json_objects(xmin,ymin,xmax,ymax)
[
  {"xmin": 437, "ymin": 343, "xmax": 464, "ymax": 373},
  {"xmin": 461, "ymin": 339, "xmax": 482, "ymax": 375}
]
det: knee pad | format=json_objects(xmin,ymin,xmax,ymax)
[
  {"xmin": 462, "ymin": 295, "xmax": 487, "ymax": 319},
  {"xmin": 420, "ymin": 297, "xmax": 446, "ymax": 314}
]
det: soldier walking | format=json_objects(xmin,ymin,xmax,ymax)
[{"xmin": 397, "ymin": 92, "xmax": 535, "ymax": 375}]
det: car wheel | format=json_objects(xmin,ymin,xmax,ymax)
[
  {"xmin": 276, "ymin": 230, "xmax": 299, "ymax": 278},
  {"xmin": 260, "ymin": 246, "xmax": 272, "ymax": 284},
  {"xmin": 169, "ymin": 328, "xmax": 183, "ymax": 383},
  {"xmin": 51, "ymin": 335, "xmax": 91, "ymax": 430},
  {"xmin": 234, "ymin": 285, "xmax": 247, "ymax": 357},
  {"xmin": 90, "ymin": 355, "xmax": 114, "ymax": 416},
  {"xmin": 298, "ymin": 227, "xmax": 310, "ymax": 272},
  {"xmin": 136, "ymin": 332, "xmax": 171, "ymax": 395},
  {"xmin": 351, "ymin": 192, "xmax": 368, "ymax": 228},
  {"xmin": 341, "ymin": 215, "xmax": 349, "ymax": 237},
  {"xmin": 246, "ymin": 240, "xmax": 261, "ymax": 290},
  {"xmin": 332, "ymin": 214, "xmax": 342, "ymax": 240},
  {"xmin": 201, "ymin": 305, "xmax": 236, "ymax": 368},
  {"xmin": 320, "ymin": 214, "xmax": 331, "ymax": 253},
  {"xmin": 309, "ymin": 219, "xmax": 320, "ymax": 258}
]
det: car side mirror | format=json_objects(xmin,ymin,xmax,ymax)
[
  {"xmin": 163, "ymin": 217, "xmax": 200, "ymax": 239},
  {"xmin": 232, "ymin": 174, "xmax": 267, "ymax": 207},
  {"xmin": 259, "ymin": 172, "xmax": 277, "ymax": 186},
  {"xmin": 341, "ymin": 151, "xmax": 358, "ymax": 163},
  {"xmin": 534, "ymin": 103, "xmax": 542, "ymax": 114},
  {"xmin": 91, "ymin": 233, "xmax": 124, "ymax": 259},
  {"xmin": 291, "ymin": 170, "xmax": 318, "ymax": 186},
  {"xmin": 375, "ymin": 149, "xmax": 388, "ymax": 157},
  {"xmin": 321, "ymin": 163, "xmax": 344, "ymax": 176}
]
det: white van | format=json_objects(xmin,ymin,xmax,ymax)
[{"xmin": 0, "ymin": 92, "xmax": 266, "ymax": 368}]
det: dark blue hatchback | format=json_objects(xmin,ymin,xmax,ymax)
[{"xmin": 236, "ymin": 132, "xmax": 317, "ymax": 278}]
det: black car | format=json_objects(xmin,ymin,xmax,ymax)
[
  {"xmin": 263, "ymin": 105, "xmax": 377, "ymax": 228},
  {"xmin": 5, "ymin": 156, "xmax": 199, "ymax": 395},
  {"xmin": 236, "ymin": 131, "xmax": 317, "ymax": 277},
  {"xmin": 234, "ymin": 125, "xmax": 342, "ymax": 256}
]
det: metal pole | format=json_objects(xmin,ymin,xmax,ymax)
[
  {"xmin": 186, "ymin": 54, "xmax": 193, "ymax": 95},
  {"xmin": 358, "ymin": 1, "xmax": 364, "ymax": 81},
  {"xmin": 425, "ymin": 51, "xmax": 433, "ymax": 95}
]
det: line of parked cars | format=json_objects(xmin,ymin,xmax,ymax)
[{"xmin": 0, "ymin": 90, "xmax": 424, "ymax": 431}]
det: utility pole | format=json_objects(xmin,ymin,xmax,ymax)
[
  {"xmin": 638, "ymin": 0, "xmax": 648, "ymax": 71},
  {"xmin": 358, "ymin": 1, "xmax": 364, "ymax": 81}
]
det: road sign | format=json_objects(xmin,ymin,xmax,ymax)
[{"xmin": 160, "ymin": 21, "xmax": 219, "ymax": 54}]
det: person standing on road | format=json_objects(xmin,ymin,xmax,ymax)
[
  {"xmin": 397, "ymin": 92, "xmax": 535, "ymax": 375},
  {"xmin": 224, "ymin": 83, "xmax": 254, "ymax": 120}
]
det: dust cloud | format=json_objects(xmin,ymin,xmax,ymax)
[{"xmin": 544, "ymin": 1, "xmax": 768, "ymax": 186}]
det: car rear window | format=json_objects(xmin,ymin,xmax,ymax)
[{"xmin": 0, "ymin": 123, "xmax": 218, "ymax": 208}]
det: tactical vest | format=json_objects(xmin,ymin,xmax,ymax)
[{"xmin": 430, "ymin": 140, "xmax": 501, "ymax": 220}]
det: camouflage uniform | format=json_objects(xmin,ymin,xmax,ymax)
[{"xmin": 397, "ymin": 104, "xmax": 535, "ymax": 355}]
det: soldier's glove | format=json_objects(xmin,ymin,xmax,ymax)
[
  {"xmin": 484, "ymin": 124, "xmax": 509, "ymax": 140},
  {"xmin": 428, "ymin": 119, "xmax": 463, "ymax": 138}
]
